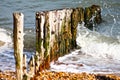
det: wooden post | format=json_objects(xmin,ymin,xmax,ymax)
[
  {"xmin": 84, "ymin": 5, "xmax": 101, "ymax": 29},
  {"xmin": 36, "ymin": 12, "xmax": 45, "ymax": 72},
  {"xmin": 28, "ymin": 56, "xmax": 35, "ymax": 76},
  {"xmin": 23, "ymin": 54, "xmax": 27, "ymax": 74},
  {"xmin": 43, "ymin": 12, "xmax": 50, "ymax": 69},
  {"xmin": 13, "ymin": 12, "xmax": 24, "ymax": 80},
  {"xmin": 35, "ymin": 5, "xmax": 102, "ymax": 72}
]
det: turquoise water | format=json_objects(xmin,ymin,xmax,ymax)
[{"xmin": 0, "ymin": 0, "xmax": 120, "ymax": 74}]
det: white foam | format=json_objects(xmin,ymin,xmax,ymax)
[
  {"xmin": 50, "ymin": 23, "xmax": 120, "ymax": 74},
  {"xmin": 0, "ymin": 28, "xmax": 12, "ymax": 43},
  {"xmin": 76, "ymin": 23, "xmax": 120, "ymax": 60},
  {"xmin": 0, "ymin": 28, "xmax": 12, "ymax": 52},
  {"xmin": 50, "ymin": 49, "xmax": 120, "ymax": 73}
]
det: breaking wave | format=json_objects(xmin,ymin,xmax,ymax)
[{"xmin": 76, "ymin": 22, "xmax": 120, "ymax": 60}]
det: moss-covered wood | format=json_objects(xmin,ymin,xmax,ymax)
[
  {"xmin": 85, "ymin": 5, "xmax": 102, "ymax": 29},
  {"xmin": 36, "ymin": 12, "xmax": 45, "ymax": 72},
  {"xmin": 35, "ymin": 5, "xmax": 102, "ymax": 72},
  {"xmin": 71, "ymin": 7, "xmax": 83, "ymax": 48},
  {"xmin": 44, "ymin": 12, "xmax": 50, "ymax": 69},
  {"xmin": 12, "ymin": 5, "xmax": 102, "ymax": 80}
]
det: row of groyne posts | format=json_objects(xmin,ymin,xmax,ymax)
[{"xmin": 13, "ymin": 5, "xmax": 101, "ymax": 80}]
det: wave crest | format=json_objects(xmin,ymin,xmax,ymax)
[{"xmin": 76, "ymin": 23, "xmax": 120, "ymax": 60}]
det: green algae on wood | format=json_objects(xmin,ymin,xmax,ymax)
[
  {"xmin": 85, "ymin": 5, "xmax": 102, "ymax": 29},
  {"xmin": 12, "ymin": 5, "xmax": 102, "ymax": 80},
  {"xmin": 35, "ymin": 5, "xmax": 102, "ymax": 73},
  {"xmin": 43, "ymin": 12, "xmax": 50, "ymax": 69},
  {"xmin": 35, "ymin": 12, "xmax": 46, "ymax": 72},
  {"xmin": 71, "ymin": 7, "xmax": 83, "ymax": 48}
]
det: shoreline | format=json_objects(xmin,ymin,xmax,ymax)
[
  {"xmin": 32, "ymin": 71, "xmax": 120, "ymax": 80},
  {"xmin": 0, "ymin": 70, "xmax": 120, "ymax": 80}
]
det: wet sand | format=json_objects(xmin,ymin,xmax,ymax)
[{"xmin": 0, "ymin": 41, "xmax": 5, "ymax": 47}]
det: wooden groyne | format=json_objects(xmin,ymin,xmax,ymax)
[
  {"xmin": 84, "ymin": 5, "xmax": 101, "ymax": 28},
  {"xmin": 35, "ymin": 5, "xmax": 101, "ymax": 72},
  {"xmin": 13, "ymin": 5, "xmax": 101, "ymax": 80}
]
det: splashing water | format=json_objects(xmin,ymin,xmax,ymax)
[
  {"xmin": 0, "ymin": 28, "xmax": 12, "ymax": 50},
  {"xmin": 77, "ymin": 22, "xmax": 120, "ymax": 60},
  {"xmin": 0, "ymin": 28, "xmax": 12, "ymax": 43},
  {"xmin": 0, "ymin": 28, "xmax": 15, "ymax": 71},
  {"xmin": 50, "ymin": 22, "xmax": 120, "ymax": 74},
  {"xmin": 0, "ymin": 0, "xmax": 120, "ymax": 74}
]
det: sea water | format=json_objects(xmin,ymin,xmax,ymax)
[
  {"xmin": 51, "ymin": 22, "xmax": 120, "ymax": 74},
  {"xmin": 0, "ymin": 0, "xmax": 120, "ymax": 74}
]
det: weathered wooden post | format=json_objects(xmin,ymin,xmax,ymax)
[
  {"xmin": 35, "ymin": 5, "xmax": 102, "ymax": 73},
  {"xmin": 84, "ymin": 5, "xmax": 102, "ymax": 28},
  {"xmin": 23, "ymin": 54, "xmax": 27, "ymax": 74},
  {"xmin": 28, "ymin": 56, "xmax": 35, "ymax": 76},
  {"xmin": 36, "ymin": 12, "xmax": 45, "ymax": 72},
  {"xmin": 13, "ymin": 12, "xmax": 24, "ymax": 80}
]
